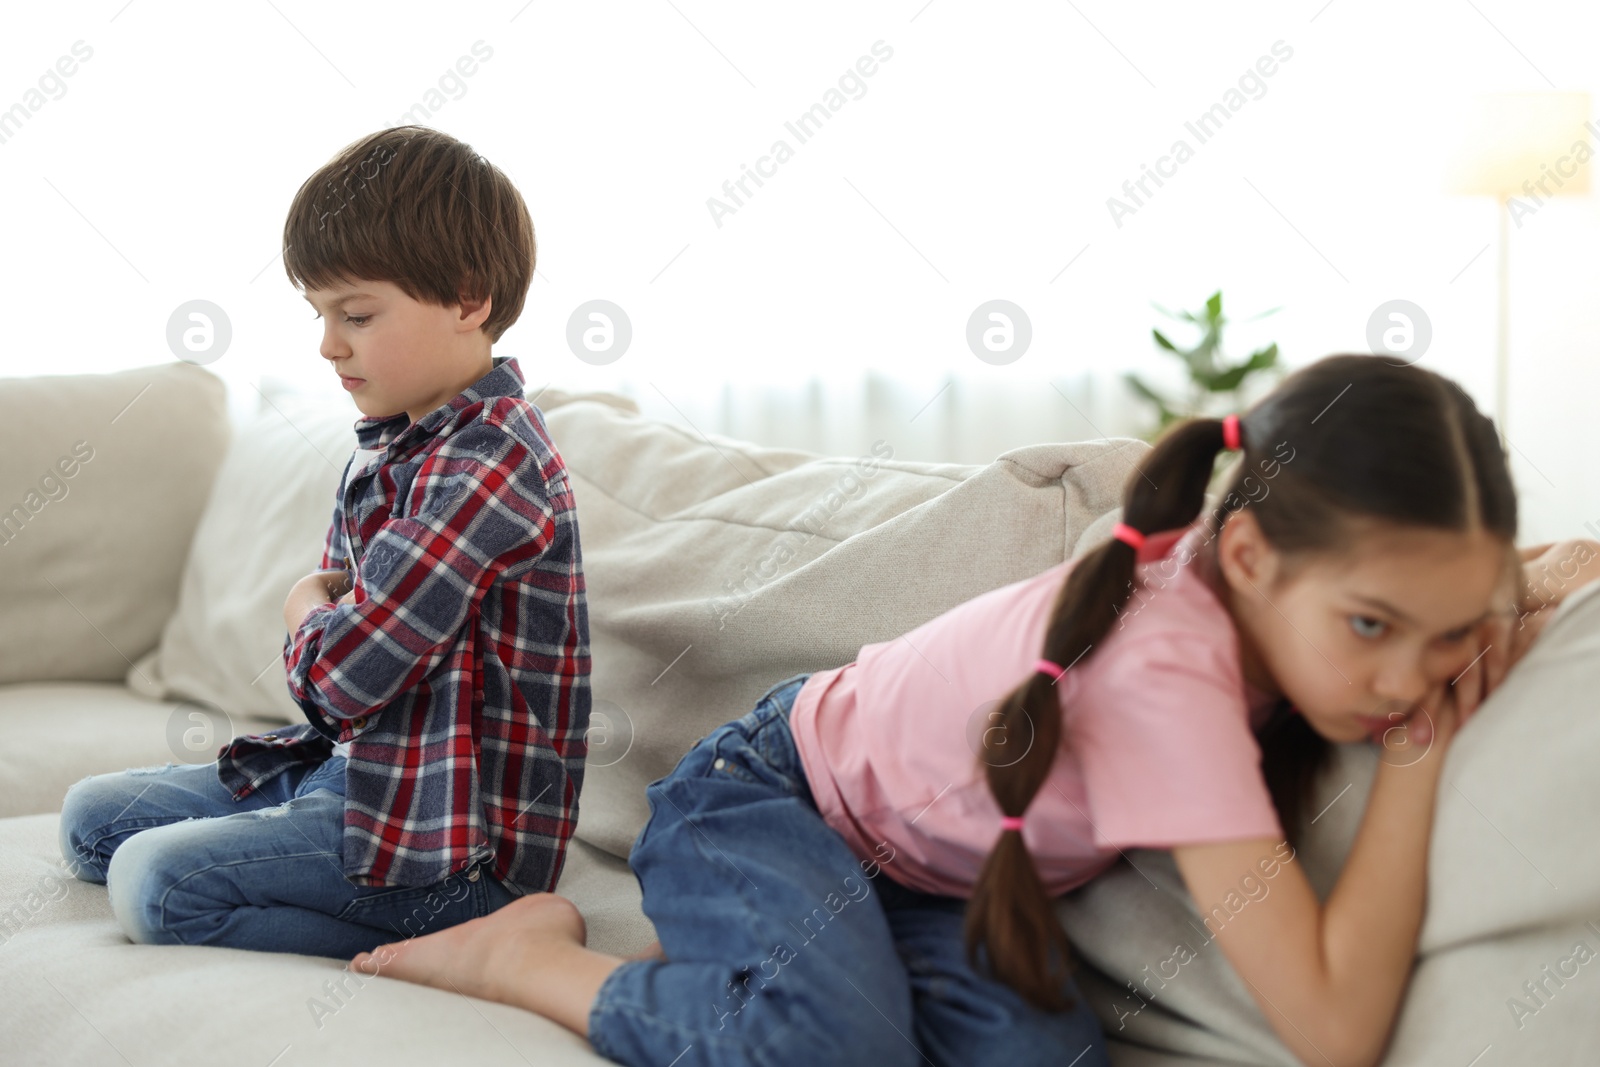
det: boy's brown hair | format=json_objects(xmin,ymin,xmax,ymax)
[{"xmin": 282, "ymin": 125, "xmax": 534, "ymax": 343}]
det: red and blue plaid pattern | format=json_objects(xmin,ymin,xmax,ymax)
[{"xmin": 216, "ymin": 356, "xmax": 591, "ymax": 893}]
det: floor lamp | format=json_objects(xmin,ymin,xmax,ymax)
[{"xmin": 1446, "ymin": 92, "xmax": 1591, "ymax": 448}]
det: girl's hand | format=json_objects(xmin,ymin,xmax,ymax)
[
  {"xmin": 1452, "ymin": 539, "xmax": 1584, "ymax": 725},
  {"xmin": 1397, "ymin": 679, "xmax": 1465, "ymax": 756},
  {"xmin": 1519, "ymin": 539, "xmax": 1600, "ymax": 614},
  {"xmin": 1397, "ymin": 626, "xmax": 1497, "ymax": 754},
  {"xmin": 1472, "ymin": 603, "xmax": 1557, "ymax": 707},
  {"xmin": 1463, "ymin": 611, "xmax": 1512, "ymax": 717}
]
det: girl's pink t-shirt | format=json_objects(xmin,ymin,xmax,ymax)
[{"xmin": 788, "ymin": 519, "xmax": 1285, "ymax": 898}]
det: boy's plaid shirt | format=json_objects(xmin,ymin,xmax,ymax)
[{"xmin": 215, "ymin": 355, "xmax": 592, "ymax": 893}]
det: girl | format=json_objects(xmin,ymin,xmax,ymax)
[{"xmin": 356, "ymin": 353, "xmax": 1545, "ymax": 1067}]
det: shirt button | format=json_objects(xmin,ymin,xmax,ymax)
[
  {"xmin": 713, "ymin": 758, "xmax": 726, "ymax": 770},
  {"xmin": 351, "ymin": 716, "xmax": 367, "ymax": 729},
  {"xmin": 467, "ymin": 866, "xmax": 481, "ymax": 882},
  {"xmin": 261, "ymin": 734, "xmax": 278, "ymax": 742}
]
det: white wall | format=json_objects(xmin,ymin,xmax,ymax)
[{"xmin": 1, "ymin": 0, "xmax": 1595, "ymax": 541}]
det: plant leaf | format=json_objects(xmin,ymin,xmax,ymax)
[
  {"xmin": 1248, "ymin": 342, "xmax": 1280, "ymax": 369},
  {"xmin": 1123, "ymin": 372, "xmax": 1166, "ymax": 406},
  {"xmin": 1241, "ymin": 305, "xmax": 1284, "ymax": 322}
]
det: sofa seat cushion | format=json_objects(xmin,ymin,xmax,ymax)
[
  {"xmin": 0, "ymin": 682, "xmax": 283, "ymax": 818},
  {"xmin": 0, "ymin": 812, "xmax": 647, "ymax": 1066}
]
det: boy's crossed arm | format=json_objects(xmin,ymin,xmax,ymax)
[
  {"xmin": 281, "ymin": 436, "xmax": 556, "ymax": 739},
  {"xmin": 283, "ymin": 467, "xmax": 360, "ymax": 633},
  {"xmin": 284, "ymin": 568, "xmax": 354, "ymax": 633}
]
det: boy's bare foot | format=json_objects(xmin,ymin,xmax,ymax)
[{"xmin": 350, "ymin": 892, "xmax": 624, "ymax": 1038}]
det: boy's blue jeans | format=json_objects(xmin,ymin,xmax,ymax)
[
  {"xmin": 58, "ymin": 754, "xmax": 517, "ymax": 958},
  {"xmin": 587, "ymin": 672, "xmax": 1110, "ymax": 1067}
]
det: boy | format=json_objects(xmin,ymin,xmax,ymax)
[{"xmin": 58, "ymin": 126, "xmax": 591, "ymax": 958}]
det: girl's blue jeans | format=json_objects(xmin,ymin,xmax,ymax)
[
  {"xmin": 587, "ymin": 672, "xmax": 1111, "ymax": 1067},
  {"xmin": 58, "ymin": 754, "xmax": 517, "ymax": 958}
]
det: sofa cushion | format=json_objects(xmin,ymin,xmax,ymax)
[
  {"xmin": 0, "ymin": 362, "xmax": 230, "ymax": 686},
  {"xmin": 0, "ymin": 812, "xmax": 646, "ymax": 1066},
  {"xmin": 0, "ymin": 682, "xmax": 283, "ymax": 818},
  {"xmin": 130, "ymin": 392, "xmax": 361, "ymax": 725}
]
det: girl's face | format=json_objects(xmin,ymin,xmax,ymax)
[{"xmin": 1212, "ymin": 511, "xmax": 1515, "ymax": 744}]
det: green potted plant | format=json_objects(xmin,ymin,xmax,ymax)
[{"xmin": 1124, "ymin": 290, "xmax": 1283, "ymax": 443}]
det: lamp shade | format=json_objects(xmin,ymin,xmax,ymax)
[{"xmin": 1445, "ymin": 91, "xmax": 1592, "ymax": 198}]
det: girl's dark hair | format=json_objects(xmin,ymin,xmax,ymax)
[{"xmin": 965, "ymin": 353, "xmax": 1518, "ymax": 1013}]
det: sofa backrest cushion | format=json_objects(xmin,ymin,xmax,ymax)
[
  {"xmin": 0, "ymin": 362, "xmax": 229, "ymax": 686},
  {"xmin": 128, "ymin": 392, "xmax": 359, "ymax": 725}
]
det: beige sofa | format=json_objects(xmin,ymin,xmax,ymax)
[{"xmin": 2, "ymin": 361, "xmax": 1597, "ymax": 1066}]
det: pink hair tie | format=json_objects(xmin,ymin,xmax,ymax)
[
  {"xmin": 1222, "ymin": 413, "xmax": 1243, "ymax": 451},
  {"xmin": 1035, "ymin": 658, "xmax": 1066, "ymax": 681},
  {"xmin": 1111, "ymin": 522, "xmax": 1145, "ymax": 551},
  {"xmin": 999, "ymin": 815, "xmax": 1025, "ymax": 832}
]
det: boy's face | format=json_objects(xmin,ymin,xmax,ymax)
[{"xmin": 304, "ymin": 277, "xmax": 493, "ymax": 425}]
